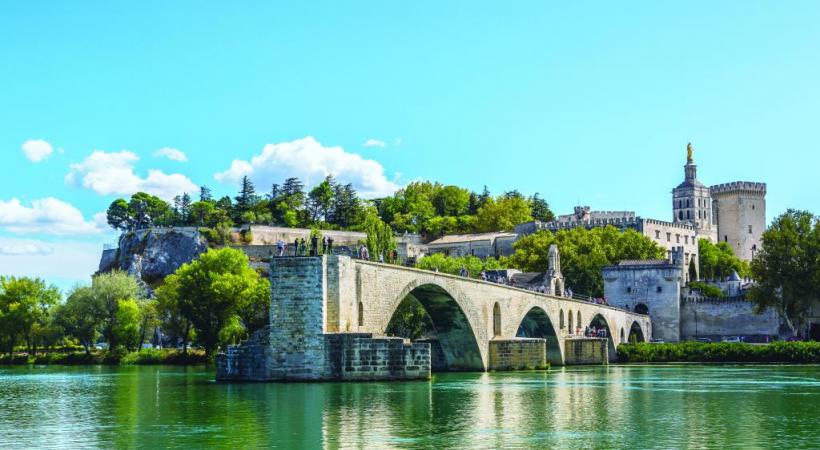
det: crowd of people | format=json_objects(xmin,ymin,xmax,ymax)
[{"xmin": 273, "ymin": 236, "xmax": 335, "ymax": 257}]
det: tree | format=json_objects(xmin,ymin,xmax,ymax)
[
  {"xmin": 698, "ymin": 238, "xmax": 749, "ymax": 280},
  {"xmin": 530, "ymin": 193, "xmax": 555, "ymax": 222},
  {"xmin": 234, "ymin": 176, "xmax": 257, "ymax": 220},
  {"xmin": 155, "ymin": 276, "xmax": 194, "ymax": 353},
  {"xmin": 91, "ymin": 271, "xmax": 144, "ymax": 350},
  {"xmin": 308, "ymin": 175, "xmax": 336, "ymax": 223},
  {"xmin": 199, "ymin": 185, "xmax": 213, "ymax": 202},
  {"xmin": 55, "ymin": 286, "xmax": 103, "ymax": 355},
  {"xmin": 113, "ymin": 298, "xmax": 142, "ymax": 352},
  {"xmin": 474, "ymin": 196, "xmax": 533, "ymax": 232},
  {"xmin": 106, "ymin": 198, "xmax": 133, "ymax": 231},
  {"xmin": 0, "ymin": 276, "xmax": 60, "ymax": 356},
  {"xmin": 748, "ymin": 210, "xmax": 820, "ymax": 337},
  {"xmin": 160, "ymin": 248, "xmax": 270, "ymax": 355},
  {"xmin": 509, "ymin": 227, "xmax": 665, "ymax": 297}
]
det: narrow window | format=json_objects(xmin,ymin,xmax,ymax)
[
  {"xmin": 667, "ymin": 232, "xmax": 671, "ymax": 242},
  {"xmin": 493, "ymin": 303, "xmax": 501, "ymax": 336},
  {"xmin": 655, "ymin": 230, "xmax": 660, "ymax": 239},
  {"xmin": 676, "ymin": 234, "xmax": 680, "ymax": 243},
  {"xmin": 724, "ymin": 235, "xmax": 728, "ymax": 242},
  {"xmin": 748, "ymin": 225, "xmax": 752, "ymax": 234},
  {"xmin": 627, "ymin": 287, "xmax": 632, "ymax": 293},
  {"xmin": 358, "ymin": 302, "xmax": 364, "ymax": 326},
  {"xmin": 657, "ymin": 286, "xmax": 662, "ymax": 293}
]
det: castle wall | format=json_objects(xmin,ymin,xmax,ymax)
[
  {"xmin": 639, "ymin": 219, "xmax": 699, "ymax": 278},
  {"xmin": 711, "ymin": 182, "xmax": 766, "ymax": 261},
  {"xmin": 680, "ymin": 297, "xmax": 779, "ymax": 340},
  {"xmin": 603, "ymin": 264, "xmax": 682, "ymax": 342}
]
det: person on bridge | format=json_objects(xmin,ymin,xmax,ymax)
[
  {"xmin": 459, "ymin": 267, "xmax": 468, "ymax": 277},
  {"xmin": 310, "ymin": 235, "xmax": 319, "ymax": 256},
  {"xmin": 322, "ymin": 237, "xmax": 328, "ymax": 255},
  {"xmin": 327, "ymin": 237, "xmax": 334, "ymax": 254},
  {"xmin": 299, "ymin": 238, "xmax": 306, "ymax": 256},
  {"xmin": 276, "ymin": 239, "xmax": 285, "ymax": 257},
  {"xmin": 293, "ymin": 239, "xmax": 299, "ymax": 257}
]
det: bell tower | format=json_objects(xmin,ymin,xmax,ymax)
[{"xmin": 672, "ymin": 143, "xmax": 716, "ymax": 241}]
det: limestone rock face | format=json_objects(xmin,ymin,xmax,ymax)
[{"xmin": 100, "ymin": 228, "xmax": 208, "ymax": 285}]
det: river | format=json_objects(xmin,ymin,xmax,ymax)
[{"xmin": 0, "ymin": 365, "xmax": 817, "ymax": 449}]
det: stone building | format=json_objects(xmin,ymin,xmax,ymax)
[
  {"xmin": 603, "ymin": 248, "xmax": 780, "ymax": 342},
  {"xmin": 673, "ymin": 143, "xmax": 717, "ymax": 241},
  {"xmin": 711, "ymin": 182, "xmax": 767, "ymax": 261},
  {"xmin": 671, "ymin": 143, "xmax": 766, "ymax": 262},
  {"xmin": 426, "ymin": 232, "xmax": 517, "ymax": 258}
]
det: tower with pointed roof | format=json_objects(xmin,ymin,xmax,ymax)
[{"xmin": 672, "ymin": 143, "xmax": 717, "ymax": 242}]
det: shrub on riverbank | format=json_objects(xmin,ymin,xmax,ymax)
[
  {"xmin": 0, "ymin": 349, "xmax": 209, "ymax": 366},
  {"xmin": 617, "ymin": 341, "xmax": 820, "ymax": 364}
]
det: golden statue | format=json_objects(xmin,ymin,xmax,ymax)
[{"xmin": 687, "ymin": 142, "xmax": 693, "ymax": 162}]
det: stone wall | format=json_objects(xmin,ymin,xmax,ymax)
[
  {"xmin": 488, "ymin": 338, "xmax": 547, "ymax": 370},
  {"xmin": 711, "ymin": 182, "xmax": 766, "ymax": 262},
  {"xmin": 680, "ymin": 298, "xmax": 779, "ymax": 340},
  {"xmin": 564, "ymin": 338, "xmax": 608, "ymax": 365},
  {"xmin": 603, "ymin": 263, "xmax": 682, "ymax": 342},
  {"xmin": 325, "ymin": 334, "xmax": 429, "ymax": 381}
]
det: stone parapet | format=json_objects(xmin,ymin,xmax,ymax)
[{"xmin": 710, "ymin": 181, "xmax": 766, "ymax": 196}]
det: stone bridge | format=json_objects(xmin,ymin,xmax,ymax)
[
  {"xmin": 217, "ymin": 255, "xmax": 651, "ymax": 381},
  {"xmin": 327, "ymin": 256, "xmax": 649, "ymax": 368}
]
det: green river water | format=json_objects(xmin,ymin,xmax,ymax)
[{"xmin": 0, "ymin": 365, "xmax": 817, "ymax": 449}]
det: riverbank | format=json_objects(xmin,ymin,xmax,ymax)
[
  {"xmin": 0, "ymin": 348, "xmax": 210, "ymax": 366},
  {"xmin": 617, "ymin": 341, "xmax": 820, "ymax": 363}
]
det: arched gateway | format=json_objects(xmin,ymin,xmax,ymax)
[{"xmin": 217, "ymin": 256, "xmax": 651, "ymax": 381}]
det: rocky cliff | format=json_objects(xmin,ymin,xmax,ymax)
[{"xmin": 99, "ymin": 228, "xmax": 208, "ymax": 285}]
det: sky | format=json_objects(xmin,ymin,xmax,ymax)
[{"xmin": 1, "ymin": 1, "xmax": 819, "ymax": 292}]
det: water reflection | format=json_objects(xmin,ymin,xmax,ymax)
[{"xmin": 0, "ymin": 365, "xmax": 817, "ymax": 449}]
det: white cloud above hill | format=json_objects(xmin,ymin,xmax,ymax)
[
  {"xmin": 21, "ymin": 139, "xmax": 53, "ymax": 162},
  {"xmin": 0, "ymin": 198, "xmax": 103, "ymax": 235},
  {"xmin": 153, "ymin": 147, "xmax": 188, "ymax": 162},
  {"xmin": 66, "ymin": 150, "xmax": 198, "ymax": 200},
  {"xmin": 214, "ymin": 136, "xmax": 400, "ymax": 198}
]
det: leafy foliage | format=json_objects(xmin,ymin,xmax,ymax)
[
  {"xmin": 617, "ymin": 341, "xmax": 820, "ymax": 363},
  {"xmin": 156, "ymin": 248, "xmax": 270, "ymax": 355},
  {"xmin": 698, "ymin": 238, "xmax": 749, "ymax": 280},
  {"xmin": 687, "ymin": 281, "xmax": 725, "ymax": 298},
  {"xmin": 415, "ymin": 253, "xmax": 507, "ymax": 278},
  {"xmin": 0, "ymin": 276, "xmax": 60, "ymax": 356},
  {"xmin": 509, "ymin": 226, "xmax": 665, "ymax": 297},
  {"xmin": 748, "ymin": 210, "xmax": 820, "ymax": 337}
]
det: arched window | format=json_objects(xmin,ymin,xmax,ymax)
[
  {"xmin": 358, "ymin": 302, "xmax": 364, "ymax": 327},
  {"xmin": 635, "ymin": 303, "xmax": 649, "ymax": 315},
  {"xmin": 559, "ymin": 309, "xmax": 565, "ymax": 330},
  {"xmin": 568, "ymin": 310, "xmax": 573, "ymax": 334},
  {"xmin": 493, "ymin": 303, "xmax": 501, "ymax": 336}
]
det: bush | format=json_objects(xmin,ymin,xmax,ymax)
[
  {"xmin": 687, "ymin": 281, "xmax": 725, "ymax": 298},
  {"xmin": 617, "ymin": 341, "xmax": 820, "ymax": 364},
  {"xmin": 119, "ymin": 348, "xmax": 209, "ymax": 365}
]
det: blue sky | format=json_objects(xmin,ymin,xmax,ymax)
[{"xmin": 1, "ymin": 1, "xmax": 819, "ymax": 291}]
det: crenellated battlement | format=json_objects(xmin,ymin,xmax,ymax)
[{"xmin": 710, "ymin": 181, "xmax": 767, "ymax": 196}]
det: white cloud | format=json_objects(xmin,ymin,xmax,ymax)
[
  {"xmin": 363, "ymin": 138, "xmax": 387, "ymax": 148},
  {"xmin": 0, "ymin": 198, "xmax": 103, "ymax": 235},
  {"xmin": 394, "ymin": 138, "xmax": 403, "ymax": 146},
  {"xmin": 0, "ymin": 240, "xmax": 54, "ymax": 256},
  {"xmin": 66, "ymin": 150, "xmax": 198, "ymax": 200},
  {"xmin": 214, "ymin": 136, "xmax": 400, "ymax": 198},
  {"xmin": 153, "ymin": 147, "xmax": 188, "ymax": 162},
  {"xmin": 0, "ymin": 238, "xmax": 103, "ymax": 290},
  {"xmin": 21, "ymin": 139, "xmax": 54, "ymax": 162}
]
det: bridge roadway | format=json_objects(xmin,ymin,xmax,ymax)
[{"xmin": 325, "ymin": 257, "xmax": 650, "ymax": 368}]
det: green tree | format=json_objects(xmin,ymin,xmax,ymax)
[
  {"xmin": 91, "ymin": 271, "xmax": 144, "ymax": 350},
  {"xmin": 0, "ymin": 276, "xmax": 60, "ymax": 356},
  {"xmin": 474, "ymin": 196, "xmax": 533, "ymax": 232},
  {"xmin": 698, "ymin": 238, "xmax": 750, "ymax": 280},
  {"xmin": 530, "ymin": 193, "xmax": 555, "ymax": 222},
  {"xmin": 234, "ymin": 176, "xmax": 258, "ymax": 220},
  {"xmin": 199, "ymin": 185, "xmax": 213, "ymax": 202},
  {"xmin": 106, "ymin": 198, "xmax": 133, "ymax": 231},
  {"xmin": 155, "ymin": 276, "xmax": 195, "ymax": 353},
  {"xmin": 160, "ymin": 248, "xmax": 270, "ymax": 355},
  {"xmin": 748, "ymin": 210, "xmax": 820, "ymax": 337},
  {"xmin": 308, "ymin": 176, "xmax": 336, "ymax": 223},
  {"xmin": 54, "ymin": 285, "xmax": 104, "ymax": 354},
  {"xmin": 113, "ymin": 298, "xmax": 142, "ymax": 352},
  {"xmin": 509, "ymin": 227, "xmax": 665, "ymax": 297}
]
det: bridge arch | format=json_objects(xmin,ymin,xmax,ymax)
[
  {"xmin": 634, "ymin": 303, "xmax": 649, "ymax": 315},
  {"xmin": 515, "ymin": 306, "xmax": 562, "ymax": 365},
  {"xmin": 384, "ymin": 279, "xmax": 484, "ymax": 371},
  {"xmin": 629, "ymin": 321, "xmax": 646, "ymax": 343},
  {"xmin": 588, "ymin": 313, "xmax": 617, "ymax": 362}
]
